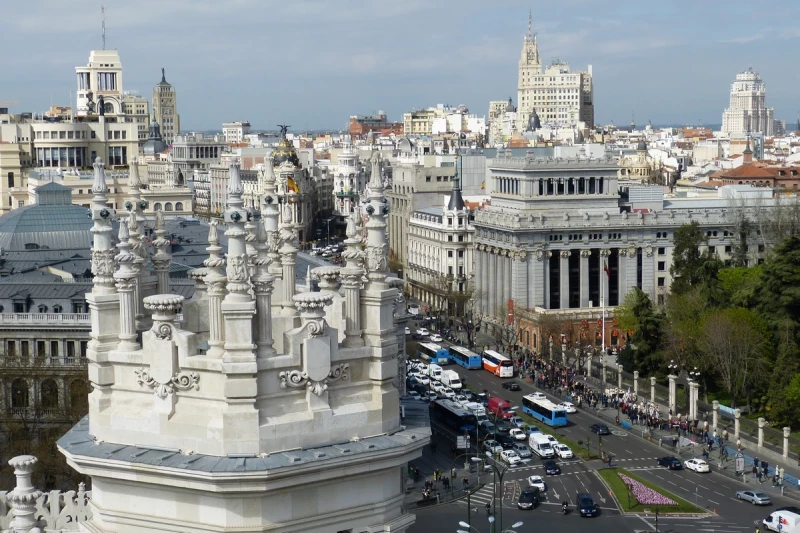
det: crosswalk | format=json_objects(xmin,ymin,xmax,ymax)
[{"xmin": 458, "ymin": 483, "xmax": 496, "ymax": 506}]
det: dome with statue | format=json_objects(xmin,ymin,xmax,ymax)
[{"xmin": 271, "ymin": 125, "xmax": 301, "ymax": 169}]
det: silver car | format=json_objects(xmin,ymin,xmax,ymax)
[
  {"xmin": 511, "ymin": 442, "xmax": 532, "ymax": 459},
  {"xmin": 736, "ymin": 490, "xmax": 771, "ymax": 505}
]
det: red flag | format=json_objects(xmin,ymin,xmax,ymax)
[{"xmin": 604, "ymin": 260, "xmax": 610, "ymax": 278}]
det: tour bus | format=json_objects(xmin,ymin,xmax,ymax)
[
  {"xmin": 521, "ymin": 394, "xmax": 568, "ymax": 428},
  {"xmin": 431, "ymin": 399, "xmax": 478, "ymax": 433},
  {"xmin": 481, "ymin": 350, "xmax": 514, "ymax": 378},
  {"xmin": 418, "ymin": 342, "xmax": 450, "ymax": 365},
  {"xmin": 448, "ymin": 345, "xmax": 483, "ymax": 370}
]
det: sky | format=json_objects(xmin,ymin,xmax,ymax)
[{"xmin": 2, "ymin": 0, "xmax": 799, "ymax": 132}]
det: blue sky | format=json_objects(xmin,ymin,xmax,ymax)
[{"xmin": 2, "ymin": 0, "xmax": 799, "ymax": 131}]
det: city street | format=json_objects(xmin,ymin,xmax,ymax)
[{"xmin": 409, "ymin": 359, "xmax": 793, "ymax": 532}]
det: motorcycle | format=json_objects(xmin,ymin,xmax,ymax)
[{"xmin": 562, "ymin": 503, "xmax": 569, "ymax": 515}]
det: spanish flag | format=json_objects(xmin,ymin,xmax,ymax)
[
  {"xmin": 604, "ymin": 260, "xmax": 610, "ymax": 278},
  {"xmin": 287, "ymin": 177, "xmax": 299, "ymax": 193}
]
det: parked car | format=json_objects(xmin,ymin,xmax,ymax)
[
  {"xmin": 509, "ymin": 428, "xmax": 527, "ymax": 441},
  {"xmin": 684, "ymin": 458, "xmax": 710, "ymax": 473},
  {"xmin": 576, "ymin": 493, "xmax": 598, "ymax": 517},
  {"xmin": 657, "ymin": 456, "xmax": 682, "ymax": 470},
  {"xmin": 557, "ymin": 401, "xmax": 577, "ymax": 413},
  {"xmin": 543, "ymin": 459, "xmax": 561, "ymax": 475},
  {"xmin": 590, "ymin": 423, "xmax": 610, "ymax": 435},
  {"xmin": 406, "ymin": 391, "xmax": 422, "ymax": 401},
  {"xmin": 527, "ymin": 475, "xmax": 546, "ymax": 492},
  {"xmin": 509, "ymin": 416, "xmax": 526, "ymax": 428},
  {"xmin": 554, "ymin": 444, "xmax": 573, "ymax": 459},
  {"xmin": 502, "ymin": 381, "xmax": 521, "ymax": 391},
  {"xmin": 736, "ymin": 490, "xmax": 771, "ymax": 505},
  {"xmin": 517, "ymin": 488, "xmax": 539, "ymax": 510},
  {"xmin": 500, "ymin": 450, "xmax": 521, "ymax": 466},
  {"xmin": 429, "ymin": 334, "xmax": 443, "ymax": 342},
  {"xmin": 511, "ymin": 442, "xmax": 532, "ymax": 459}
]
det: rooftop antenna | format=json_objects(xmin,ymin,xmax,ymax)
[
  {"xmin": 528, "ymin": 10, "xmax": 532, "ymax": 40},
  {"xmin": 101, "ymin": 4, "xmax": 106, "ymax": 50}
]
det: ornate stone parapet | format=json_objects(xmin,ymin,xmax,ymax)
[
  {"xmin": 293, "ymin": 292, "xmax": 333, "ymax": 337},
  {"xmin": 5, "ymin": 455, "xmax": 42, "ymax": 533},
  {"xmin": 311, "ymin": 266, "xmax": 342, "ymax": 293}
]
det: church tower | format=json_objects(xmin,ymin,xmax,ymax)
[
  {"xmin": 152, "ymin": 68, "xmax": 180, "ymax": 144},
  {"xmin": 516, "ymin": 10, "xmax": 542, "ymax": 132},
  {"xmin": 58, "ymin": 157, "xmax": 427, "ymax": 533}
]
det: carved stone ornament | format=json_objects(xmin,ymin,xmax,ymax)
[
  {"xmin": 293, "ymin": 292, "xmax": 334, "ymax": 336},
  {"xmin": 534, "ymin": 247, "xmax": 546, "ymax": 261},
  {"xmin": 599, "ymin": 249, "xmax": 611, "ymax": 257},
  {"xmin": 580, "ymin": 249, "xmax": 591, "ymax": 258},
  {"xmin": 618, "ymin": 248, "xmax": 628, "ymax": 257},
  {"xmin": 227, "ymin": 254, "xmax": 248, "ymax": 282},
  {"xmin": 560, "ymin": 250, "xmax": 571, "ymax": 258},
  {"xmin": 644, "ymin": 243, "xmax": 654, "ymax": 257},
  {"xmin": 279, "ymin": 363, "xmax": 350, "ymax": 397},
  {"xmin": 91, "ymin": 248, "xmax": 116, "ymax": 277},
  {"xmin": 135, "ymin": 368, "xmax": 199, "ymax": 399}
]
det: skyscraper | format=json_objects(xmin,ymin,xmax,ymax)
[
  {"xmin": 152, "ymin": 68, "xmax": 180, "ymax": 144},
  {"xmin": 516, "ymin": 12, "xmax": 594, "ymax": 131},
  {"xmin": 721, "ymin": 68, "xmax": 774, "ymax": 137}
]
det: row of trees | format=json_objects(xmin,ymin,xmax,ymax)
[{"xmin": 617, "ymin": 221, "xmax": 800, "ymax": 428}]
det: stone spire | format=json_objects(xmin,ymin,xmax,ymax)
[
  {"xmin": 253, "ymin": 213, "xmax": 276, "ymax": 358},
  {"xmin": 114, "ymin": 220, "xmax": 140, "ymax": 351},
  {"xmin": 277, "ymin": 188, "xmax": 299, "ymax": 315},
  {"xmin": 261, "ymin": 160, "xmax": 282, "ymax": 274},
  {"xmin": 151, "ymin": 210, "xmax": 172, "ymax": 295},
  {"xmin": 341, "ymin": 192, "xmax": 365, "ymax": 347},
  {"xmin": 126, "ymin": 162, "xmax": 147, "ymax": 323},
  {"xmin": 90, "ymin": 157, "xmax": 116, "ymax": 295},
  {"xmin": 363, "ymin": 151, "xmax": 389, "ymax": 288},
  {"xmin": 203, "ymin": 221, "xmax": 226, "ymax": 358},
  {"xmin": 221, "ymin": 161, "xmax": 257, "ymax": 365}
]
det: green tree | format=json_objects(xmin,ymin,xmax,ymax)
[
  {"xmin": 766, "ymin": 338, "xmax": 800, "ymax": 427},
  {"xmin": 717, "ymin": 266, "xmax": 762, "ymax": 308},
  {"xmin": 616, "ymin": 288, "xmax": 663, "ymax": 373},
  {"xmin": 754, "ymin": 236, "xmax": 800, "ymax": 337},
  {"xmin": 661, "ymin": 292, "xmax": 708, "ymax": 371},
  {"xmin": 669, "ymin": 222, "xmax": 707, "ymax": 295}
]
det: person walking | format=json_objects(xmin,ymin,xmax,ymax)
[{"xmin": 752, "ymin": 464, "xmax": 758, "ymax": 479}]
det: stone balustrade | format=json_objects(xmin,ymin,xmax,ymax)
[{"xmin": 0, "ymin": 313, "xmax": 91, "ymax": 325}]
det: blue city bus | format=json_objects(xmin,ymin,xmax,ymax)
[
  {"xmin": 431, "ymin": 399, "xmax": 478, "ymax": 433},
  {"xmin": 418, "ymin": 342, "xmax": 450, "ymax": 365},
  {"xmin": 448, "ymin": 345, "xmax": 482, "ymax": 370},
  {"xmin": 521, "ymin": 394, "xmax": 568, "ymax": 427}
]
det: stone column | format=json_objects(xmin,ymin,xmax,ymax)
[
  {"xmin": 342, "ymin": 208, "xmax": 365, "ymax": 347},
  {"xmin": 125, "ymin": 163, "xmax": 148, "ymax": 324},
  {"xmin": 586, "ymin": 350, "xmax": 592, "ymax": 377},
  {"xmin": 542, "ymin": 250, "xmax": 551, "ymax": 308},
  {"xmin": 487, "ymin": 249, "xmax": 497, "ymax": 317},
  {"xmin": 204, "ymin": 222, "xmax": 227, "ymax": 358},
  {"xmin": 6, "ymin": 455, "xmax": 42, "ymax": 533},
  {"xmin": 633, "ymin": 370, "xmax": 639, "ymax": 396},
  {"xmin": 758, "ymin": 417, "xmax": 766, "ymax": 448},
  {"xmin": 668, "ymin": 374, "xmax": 677, "ymax": 415},
  {"xmin": 253, "ymin": 218, "xmax": 276, "ymax": 359},
  {"xmin": 617, "ymin": 248, "xmax": 628, "ymax": 302},
  {"xmin": 503, "ymin": 250, "xmax": 512, "ymax": 313},
  {"xmin": 599, "ymin": 249, "xmax": 611, "ymax": 307},
  {"xmin": 783, "ymin": 427, "xmax": 791, "ymax": 458},
  {"xmin": 689, "ymin": 381, "xmax": 699, "ymax": 421},
  {"xmin": 151, "ymin": 210, "xmax": 172, "ymax": 296},
  {"xmin": 734, "ymin": 408, "xmax": 741, "ymax": 438},
  {"xmin": 617, "ymin": 364, "xmax": 623, "ymax": 389},
  {"xmin": 712, "ymin": 401, "xmax": 720, "ymax": 433},
  {"xmin": 601, "ymin": 358, "xmax": 607, "ymax": 387},
  {"xmin": 559, "ymin": 250, "xmax": 570, "ymax": 310},
  {"xmin": 579, "ymin": 249, "xmax": 590, "ymax": 308},
  {"xmin": 113, "ymin": 220, "xmax": 140, "ymax": 352},
  {"xmin": 262, "ymin": 166, "xmax": 282, "ymax": 275},
  {"xmin": 650, "ymin": 376, "xmax": 656, "ymax": 404}
]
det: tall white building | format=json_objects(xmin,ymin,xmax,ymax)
[
  {"xmin": 222, "ymin": 121, "xmax": 251, "ymax": 143},
  {"xmin": 721, "ymin": 68, "xmax": 774, "ymax": 137},
  {"xmin": 515, "ymin": 14, "xmax": 594, "ymax": 131},
  {"xmin": 152, "ymin": 68, "xmax": 181, "ymax": 144}
]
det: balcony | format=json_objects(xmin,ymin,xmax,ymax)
[
  {"xmin": 0, "ymin": 313, "xmax": 91, "ymax": 326},
  {"xmin": 335, "ymin": 190, "xmax": 358, "ymax": 198}
]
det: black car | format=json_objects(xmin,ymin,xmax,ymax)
[
  {"xmin": 590, "ymin": 423, "xmax": 610, "ymax": 435},
  {"xmin": 502, "ymin": 381, "xmax": 521, "ymax": 391},
  {"xmin": 576, "ymin": 493, "xmax": 598, "ymax": 517},
  {"xmin": 495, "ymin": 434, "xmax": 515, "ymax": 449},
  {"xmin": 518, "ymin": 488, "xmax": 539, "ymax": 510},
  {"xmin": 494, "ymin": 420, "xmax": 512, "ymax": 434},
  {"xmin": 657, "ymin": 456, "xmax": 682, "ymax": 470},
  {"xmin": 543, "ymin": 459, "xmax": 561, "ymax": 475}
]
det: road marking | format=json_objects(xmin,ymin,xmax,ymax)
[
  {"xmin": 707, "ymin": 498, "xmax": 720, "ymax": 505},
  {"xmin": 625, "ymin": 448, "xmax": 635, "ymax": 455}
]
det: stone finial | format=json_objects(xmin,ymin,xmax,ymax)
[
  {"xmin": 228, "ymin": 161, "xmax": 244, "ymax": 197},
  {"xmin": 6, "ymin": 455, "xmax": 43, "ymax": 533},
  {"xmin": 114, "ymin": 220, "xmax": 138, "ymax": 283},
  {"xmin": 129, "ymin": 160, "xmax": 141, "ymax": 187},
  {"xmin": 92, "ymin": 157, "xmax": 108, "ymax": 194},
  {"xmin": 293, "ymin": 292, "xmax": 333, "ymax": 337},
  {"xmin": 189, "ymin": 267, "xmax": 209, "ymax": 291},
  {"xmin": 144, "ymin": 294, "xmax": 184, "ymax": 341},
  {"xmin": 312, "ymin": 266, "xmax": 341, "ymax": 292}
]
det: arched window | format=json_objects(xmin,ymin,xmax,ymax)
[
  {"xmin": 11, "ymin": 379, "xmax": 28, "ymax": 409},
  {"xmin": 165, "ymin": 202, "xmax": 173, "ymax": 211},
  {"xmin": 175, "ymin": 202, "xmax": 183, "ymax": 211},
  {"xmin": 154, "ymin": 203, "xmax": 163, "ymax": 211},
  {"xmin": 69, "ymin": 380, "xmax": 89, "ymax": 411},
  {"xmin": 103, "ymin": 102, "xmax": 114, "ymax": 114},
  {"xmin": 41, "ymin": 379, "xmax": 59, "ymax": 410}
]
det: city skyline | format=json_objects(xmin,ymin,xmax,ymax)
[{"xmin": 2, "ymin": 0, "xmax": 800, "ymax": 131}]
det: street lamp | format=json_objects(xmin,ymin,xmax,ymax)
[
  {"xmin": 471, "ymin": 458, "xmax": 513, "ymax": 532},
  {"xmin": 668, "ymin": 359, "xmax": 679, "ymax": 374},
  {"xmin": 458, "ymin": 520, "xmax": 523, "ymax": 533}
]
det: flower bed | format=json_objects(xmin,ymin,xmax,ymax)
[{"xmin": 618, "ymin": 473, "xmax": 678, "ymax": 506}]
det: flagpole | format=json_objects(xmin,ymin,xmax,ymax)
[{"xmin": 601, "ymin": 271, "xmax": 606, "ymax": 353}]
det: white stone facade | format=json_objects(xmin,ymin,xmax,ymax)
[
  {"xmin": 57, "ymin": 155, "xmax": 426, "ymax": 533},
  {"xmin": 721, "ymin": 69, "xmax": 774, "ymax": 137}
]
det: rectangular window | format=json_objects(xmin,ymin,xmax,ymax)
[
  {"xmin": 458, "ymin": 250, "xmax": 464, "ymax": 258},
  {"xmin": 7, "ymin": 341, "xmax": 16, "ymax": 357},
  {"xmin": 21, "ymin": 341, "xmax": 29, "ymax": 357},
  {"xmin": 725, "ymin": 245, "xmax": 732, "ymax": 253},
  {"xmin": 447, "ymin": 250, "xmax": 453, "ymax": 258},
  {"xmin": 657, "ymin": 261, "xmax": 666, "ymax": 271},
  {"xmin": 448, "ymin": 235, "xmax": 453, "ymax": 242},
  {"xmin": 37, "ymin": 340, "xmax": 46, "ymax": 357},
  {"xmin": 657, "ymin": 247, "xmax": 666, "ymax": 255},
  {"xmin": 657, "ymin": 277, "xmax": 665, "ymax": 287},
  {"xmin": 51, "ymin": 341, "xmax": 59, "ymax": 357}
]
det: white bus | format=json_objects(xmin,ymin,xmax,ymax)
[{"xmin": 481, "ymin": 349, "xmax": 514, "ymax": 378}]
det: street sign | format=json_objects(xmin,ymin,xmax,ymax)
[
  {"xmin": 457, "ymin": 436, "xmax": 471, "ymax": 449},
  {"xmin": 735, "ymin": 452, "xmax": 744, "ymax": 473}
]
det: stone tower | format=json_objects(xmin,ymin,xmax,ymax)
[{"xmin": 58, "ymin": 157, "xmax": 427, "ymax": 533}]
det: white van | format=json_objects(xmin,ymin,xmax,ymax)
[
  {"xmin": 529, "ymin": 433, "xmax": 555, "ymax": 458},
  {"xmin": 763, "ymin": 510, "xmax": 800, "ymax": 533},
  {"xmin": 462, "ymin": 401, "xmax": 486, "ymax": 418},
  {"xmin": 427, "ymin": 364, "xmax": 443, "ymax": 381},
  {"xmin": 440, "ymin": 370, "xmax": 463, "ymax": 390}
]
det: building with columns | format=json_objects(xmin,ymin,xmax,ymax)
[
  {"xmin": 473, "ymin": 152, "xmax": 781, "ymax": 353},
  {"xmin": 54, "ymin": 153, "xmax": 425, "ymax": 532}
]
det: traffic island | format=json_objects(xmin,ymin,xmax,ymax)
[
  {"xmin": 519, "ymin": 413, "xmax": 600, "ymax": 460},
  {"xmin": 596, "ymin": 467, "xmax": 705, "ymax": 515}
]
